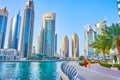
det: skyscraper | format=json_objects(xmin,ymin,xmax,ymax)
[
  {"xmin": 72, "ymin": 33, "xmax": 79, "ymax": 59},
  {"xmin": 38, "ymin": 13, "xmax": 56, "ymax": 57},
  {"xmin": 84, "ymin": 25, "xmax": 96, "ymax": 58},
  {"xmin": 37, "ymin": 34, "xmax": 41, "ymax": 53},
  {"xmin": 62, "ymin": 36, "xmax": 69, "ymax": 58},
  {"xmin": 8, "ymin": 11, "xmax": 21, "ymax": 50},
  {"xmin": 96, "ymin": 20, "xmax": 107, "ymax": 36},
  {"xmin": 0, "ymin": 7, "xmax": 8, "ymax": 49},
  {"xmin": 21, "ymin": 0, "xmax": 34, "ymax": 58},
  {"xmin": 39, "ymin": 27, "xmax": 44, "ymax": 54},
  {"xmin": 55, "ymin": 33, "xmax": 57, "ymax": 55}
]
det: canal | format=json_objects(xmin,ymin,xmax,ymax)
[{"xmin": 0, "ymin": 62, "xmax": 61, "ymax": 80}]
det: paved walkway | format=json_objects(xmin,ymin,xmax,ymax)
[
  {"xmin": 71, "ymin": 62, "xmax": 120, "ymax": 80},
  {"xmin": 76, "ymin": 66, "xmax": 116, "ymax": 80},
  {"xmin": 88, "ymin": 64, "xmax": 120, "ymax": 79}
]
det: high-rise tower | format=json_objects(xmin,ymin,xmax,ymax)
[
  {"xmin": 72, "ymin": 33, "xmax": 79, "ymax": 59},
  {"xmin": 55, "ymin": 33, "xmax": 57, "ymax": 55},
  {"xmin": 8, "ymin": 11, "xmax": 21, "ymax": 50},
  {"xmin": 21, "ymin": 0, "xmax": 34, "ymax": 58},
  {"xmin": 43, "ymin": 13, "xmax": 56, "ymax": 57},
  {"xmin": 0, "ymin": 7, "xmax": 8, "ymax": 48},
  {"xmin": 62, "ymin": 36, "xmax": 69, "ymax": 58},
  {"xmin": 84, "ymin": 25, "xmax": 96, "ymax": 58},
  {"xmin": 96, "ymin": 20, "xmax": 107, "ymax": 36},
  {"xmin": 37, "ymin": 34, "xmax": 41, "ymax": 53},
  {"xmin": 38, "ymin": 13, "xmax": 56, "ymax": 57}
]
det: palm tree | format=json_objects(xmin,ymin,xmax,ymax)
[
  {"xmin": 90, "ymin": 35, "xmax": 112, "ymax": 62},
  {"xmin": 104, "ymin": 23, "xmax": 120, "ymax": 63}
]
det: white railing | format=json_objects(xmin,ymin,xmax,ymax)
[{"xmin": 61, "ymin": 62, "xmax": 78, "ymax": 80}]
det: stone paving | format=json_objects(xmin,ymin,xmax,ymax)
[{"xmin": 71, "ymin": 62, "xmax": 120, "ymax": 80}]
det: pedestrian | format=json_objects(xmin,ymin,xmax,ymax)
[
  {"xmin": 84, "ymin": 60, "xmax": 87, "ymax": 68},
  {"xmin": 88, "ymin": 60, "xmax": 91, "ymax": 68}
]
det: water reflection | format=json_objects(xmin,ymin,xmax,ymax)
[{"xmin": 0, "ymin": 62, "xmax": 61, "ymax": 80}]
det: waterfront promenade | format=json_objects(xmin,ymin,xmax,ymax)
[
  {"xmin": 61, "ymin": 61, "xmax": 120, "ymax": 80},
  {"xmin": 66, "ymin": 62, "xmax": 120, "ymax": 80}
]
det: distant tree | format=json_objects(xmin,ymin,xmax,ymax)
[{"xmin": 79, "ymin": 55, "xmax": 85, "ymax": 60}]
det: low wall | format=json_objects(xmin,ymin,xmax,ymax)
[
  {"xmin": 60, "ymin": 69, "xmax": 69, "ymax": 80},
  {"xmin": 61, "ymin": 62, "xmax": 78, "ymax": 80}
]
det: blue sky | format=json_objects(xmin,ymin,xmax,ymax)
[{"xmin": 0, "ymin": 0, "xmax": 119, "ymax": 56}]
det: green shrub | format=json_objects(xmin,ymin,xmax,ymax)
[
  {"xmin": 118, "ymin": 65, "xmax": 120, "ymax": 70},
  {"xmin": 79, "ymin": 55, "xmax": 85, "ymax": 60},
  {"xmin": 113, "ymin": 64, "xmax": 119, "ymax": 67},
  {"xmin": 100, "ymin": 62, "xmax": 112, "ymax": 68},
  {"xmin": 114, "ymin": 64, "xmax": 120, "ymax": 70},
  {"xmin": 79, "ymin": 62, "xmax": 84, "ymax": 66}
]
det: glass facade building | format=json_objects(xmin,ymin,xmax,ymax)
[
  {"xmin": 84, "ymin": 20, "xmax": 107, "ymax": 59},
  {"xmin": 96, "ymin": 20, "xmax": 106, "ymax": 36},
  {"xmin": 40, "ymin": 28, "xmax": 44, "ymax": 54},
  {"xmin": 0, "ymin": 7, "xmax": 8, "ymax": 49},
  {"xmin": 21, "ymin": 0, "xmax": 34, "ymax": 58},
  {"xmin": 55, "ymin": 33, "xmax": 57, "ymax": 55},
  {"xmin": 8, "ymin": 11, "xmax": 21, "ymax": 50},
  {"xmin": 84, "ymin": 25, "xmax": 95, "ymax": 57},
  {"xmin": 37, "ymin": 34, "xmax": 41, "ymax": 53},
  {"xmin": 45, "ymin": 20, "xmax": 55, "ymax": 57},
  {"xmin": 38, "ymin": 13, "xmax": 56, "ymax": 57}
]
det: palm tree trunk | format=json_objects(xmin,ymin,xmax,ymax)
[
  {"xmin": 116, "ymin": 40, "xmax": 120, "ymax": 64},
  {"xmin": 103, "ymin": 53, "xmax": 106, "ymax": 62}
]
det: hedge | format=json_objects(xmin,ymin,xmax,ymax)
[
  {"xmin": 118, "ymin": 65, "xmax": 120, "ymax": 70},
  {"xmin": 79, "ymin": 62, "xmax": 84, "ymax": 66},
  {"xmin": 114, "ymin": 64, "xmax": 118, "ymax": 67},
  {"xmin": 114, "ymin": 64, "xmax": 120, "ymax": 70},
  {"xmin": 100, "ymin": 62, "xmax": 112, "ymax": 68}
]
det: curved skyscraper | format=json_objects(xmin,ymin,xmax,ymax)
[
  {"xmin": 62, "ymin": 36, "xmax": 69, "ymax": 58},
  {"xmin": 0, "ymin": 7, "xmax": 8, "ymax": 49},
  {"xmin": 21, "ymin": 0, "xmax": 34, "ymax": 58},
  {"xmin": 8, "ymin": 11, "xmax": 21, "ymax": 50},
  {"xmin": 72, "ymin": 33, "xmax": 79, "ymax": 59}
]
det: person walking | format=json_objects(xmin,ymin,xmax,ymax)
[
  {"xmin": 88, "ymin": 60, "xmax": 91, "ymax": 68},
  {"xmin": 84, "ymin": 60, "xmax": 87, "ymax": 68}
]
